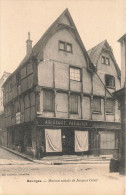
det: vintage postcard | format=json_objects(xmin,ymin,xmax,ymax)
[{"xmin": 0, "ymin": 0, "xmax": 126, "ymax": 195}]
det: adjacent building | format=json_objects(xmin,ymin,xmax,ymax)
[
  {"xmin": 113, "ymin": 34, "xmax": 126, "ymax": 175},
  {"xmin": 2, "ymin": 9, "xmax": 121, "ymax": 157},
  {"xmin": 0, "ymin": 71, "xmax": 10, "ymax": 146}
]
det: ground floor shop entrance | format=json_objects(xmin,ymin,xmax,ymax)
[
  {"xmin": 62, "ymin": 129, "xmax": 74, "ymax": 154},
  {"xmin": 45, "ymin": 128, "xmax": 89, "ymax": 155}
]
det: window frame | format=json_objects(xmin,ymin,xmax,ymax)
[
  {"xmin": 69, "ymin": 93, "xmax": 78, "ymax": 114},
  {"xmin": 105, "ymin": 74, "xmax": 115, "ymax": 89},
  {"xmin": 59, "ymin": 41, "xmax": 65, "ymax": 51},
  {"xmin": 105, "ymin": 98, "xmax": 114, "ymax": 114},
  {"xmin": 106, "ymin": 57, "xmax": 110, "ymax": 65},
  {"xmin": 70, "ymin": 66, "xmax": 81, "ymax": 82},
  {"xmin": 101, "ymin": 56, "xmax": 105, "ymax": 64},
  {"xmin": 59, "ymin": 41, "xmax": 73, "ymax": 54},
  {"xmin": 100, "ymin": 131, "xmax": 116, "ymax": 149},
  {"xmin": 92, "ymin": 96, "xmax": 101, "ymax": 114},
  {"xmin": 102, "ymin": 56, "xmax": 110, "ymax": 65},
  {"xmin": 43, "ymin": 90, "xmax": 54, "ymax": 112}
]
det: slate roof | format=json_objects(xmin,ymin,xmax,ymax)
[
  {"xmin": 3, "ymin": 8, "xmax": 95, "ymax": 87},
  {"xmin": 88, "ymin": 40, "xmax": 121, "ymax": 79}
]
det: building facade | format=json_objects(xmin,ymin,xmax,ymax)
[
  {"xmin": 0, "ymin": 71, "xmax": 10, "ymax": 146},
  {"xmin": 2, "ymin": 9, "xmax": 121, "ymax": 157}
]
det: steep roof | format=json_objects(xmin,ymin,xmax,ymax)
[
  {"xmin": 88, "ymin": 40, "xmax": 106, "ymax": 66},
  {"xmin": 3, "ymin": 8, "xmax": 95, "ymax": 87},
  {"xmin": 88, "ymin": 40, "xmax": 121, "ymax": 79}
]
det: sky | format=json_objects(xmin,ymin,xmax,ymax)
[{"xmin": 0, "ymin": 0, "xmax": 126, "ymax": 77}]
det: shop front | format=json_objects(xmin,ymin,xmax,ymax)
[{"xmin": 36, "ymin": 117, "xmax": 121, "ymax": 157}]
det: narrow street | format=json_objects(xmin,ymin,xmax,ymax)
[{"xmin": 0, "ymin": 147, "xmax": 125, "ymax": 195}]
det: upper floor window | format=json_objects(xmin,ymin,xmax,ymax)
[
  {"xmin": 102, "ymin": 56, "xmax": 110, "ymax": 65},
  {"xmin": 106, "ymin": 98, "xmax": 114, "ymax": 114},
  {"xmin": 106, "ymin": 58, "xmax": 110, "ymax": 65},
  {"xmin": 92, "ymin": 97, "xmax": 101, "ymax": 113},
  {"xmin": 70, "ymin": 94, "xmax": 78, "ymax": 114},
  {"xmin": 102, "ymin": 56, "xmax": 105, "ymax": 64},
  {"xmin": 70, "ymin": 67, "xmax": 81, "ymax": 81},
  {"xmin": 43, "ymin": 90, "xmax": 54, "ymax": 112},
  {"xmin": 105, "ymin": 74, "xmax": 115, "ymax": 88},
  {"xmin": 59, "ymin": 41, "xmax": 72, "ymax": 53}
]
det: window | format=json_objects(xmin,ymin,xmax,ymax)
[
  {"xmin": 70, "ymin": 94, "xmax": 78, "ymax": 113},
  {"xmin": 59, "ymin": 41, "xmax": 65, "ymax": 51},
  {"xmin": 59, "ymin": 41, "xmax": 72, "ymax": 53},
  {"xmin": 66, "ymin": 43, "xmax": 72, "ymax": 53},
  {"xmin": 100, "ymin": 132, "xmax": 116, "ymax": 149},
  {"xmin": 106, "ymin": 58, "xmax": 110, "ymax": 65},
  {"xmin": 105, "ymin": 74, "xmax": 115, "ymax": 88},
  {"xmin": 102, "ymin": 56, "xmax": 110, "ymax": 65},
  {"xmin": 102, "ymin": 56, "xmax": 105, "ymax": 64},
  {"xmin": 106, "ymin": 99, "xmax": 114, "ymax": 114},
  {"xmin": 43, "ymin": 90, "xmax": 54, "ymax": 111},
  {"xmin": 70, "ymin": 67, "xmax": 81, "ymax": 81},
  {"xmin": 92, "ymin": 97, "xmax": 101, "ymax": 113}
]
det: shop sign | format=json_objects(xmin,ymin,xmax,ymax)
[{"xmin": 37, "ymin": 118, "xmax": 89, "ymax": 127}]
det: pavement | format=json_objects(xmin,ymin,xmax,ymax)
[{"xmin": 0, "ymin": 146, "xmax": 111, "ymax": 165}]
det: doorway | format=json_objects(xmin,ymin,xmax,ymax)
[{"xmin": 62, "ymin": 129, "xmax": 74, "ymax": 154}]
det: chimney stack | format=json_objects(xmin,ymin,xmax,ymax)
[
  {"xmin": 26, "ymin": 32, "xmax": 32, "ymax": 55},
  {"xmin": 118, "ymin": 34, "xmax": 126, "ymax": 88}
]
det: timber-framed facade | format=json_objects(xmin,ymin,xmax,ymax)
[{"xmin": 2, "ymin": 9, "xmax": 121, "ymax": 158}]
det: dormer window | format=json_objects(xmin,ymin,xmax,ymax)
[{"xmin": 59, "ymin": 41, "xmax": 72, "ymax": 53}]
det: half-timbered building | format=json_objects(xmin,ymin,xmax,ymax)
[{"xmin": 2, "ymin": 9, "xmax": 121, "ymax": 158}]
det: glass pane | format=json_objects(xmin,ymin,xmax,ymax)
[
  {"xmin": 66, "ymin": 43, "xmax": 72, "ymax": 52},
  {"xmin": 70, "ymin": 68, "xmax": 81, "ymax": 81},
  {"xmin": 59, "ymin": 42, "xmax": 65, "ymax": 50},
  {"xmin": 92, "ymin": 97, "xmax": 101, "ymax": 112},
  {"xmin": 70, "ymin": 95, "xmax": 78, "ymax": 113}
]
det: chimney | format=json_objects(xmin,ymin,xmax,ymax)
[
  {"xmin": 118, "ymin": 34, "xmax": 126, "ymax": 88},
  {"xmin": 26, "ymin": 32, "xmax": 32, "ymax": 55}
]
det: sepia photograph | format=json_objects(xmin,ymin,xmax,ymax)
[{"xmin": 0, "ymin": 0, "xmax": 126, "ymax": 194}]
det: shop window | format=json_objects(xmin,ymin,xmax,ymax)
[
  {"xmin": 105, "ymin": 74, "xmax": 115, "ymax": 88},
  {"xmin": 43, "ymin": 90, "xmax": 54, "ymax": 111},
  {"xmin": 70, "ymin": 67, "xmax": 81, "ymax": 81},
  {"xmin": 92, "ymin": 97, "xmax": 101, "ymax": 113},
  {"xmin": 59, "ymin": 41, "xmax": 72, "ymax": 53},
  {"xmin": 100, "ymin": 132, "xmax": 116, "ymax": 149},
  {"xmin": 106, "ymin": 98, "xmax": 114, "ymax": 114},
  {"xmin": 70, "ymin": 94, "xmax": 78, "ymax": 114}
]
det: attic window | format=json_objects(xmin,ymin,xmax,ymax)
[
  {"xmin": 59, "ymin": 41, "xmax": 65, "ymax": 51},
  {"xmin": 102, "ymin": 56, "xmax": 110, "ymax": 65},
  {"xmin": 106, "ymin": 58, "xmax": 110, "ymax": 65},
  {"xmin": 105, "ymin": 74, "xmax": 115, "ymax": 88},
  {"xmin": 59, "ymin": 41, "xmax": 72, "ymax": 53}
]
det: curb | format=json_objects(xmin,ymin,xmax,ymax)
[{"xmin": 0, "ymin": 146, "xmax": 110, "ymax": 165}]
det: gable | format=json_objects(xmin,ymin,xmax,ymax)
[{"xmin": 59, "ymin": 14, "xmax": 72, "ymax": 26}]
